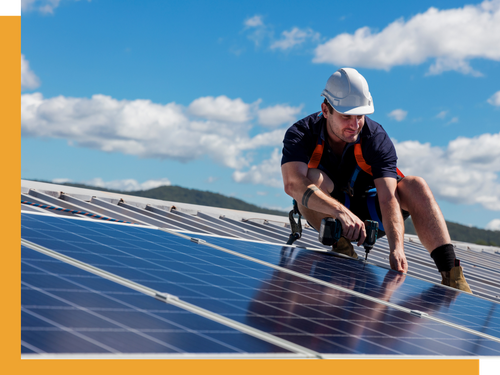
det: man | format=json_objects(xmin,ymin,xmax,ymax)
[{"xmin": 281, "ymin": 68, "xmax": 471, "ymax": 293}]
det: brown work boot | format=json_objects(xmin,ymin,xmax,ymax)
[
  {"xmin": 440, "ymin": 260, "xmax": 472, "ymax": 294},
  {"xmin": 332, "ymin": 237, "xmax": 358, "ymax": 259}
]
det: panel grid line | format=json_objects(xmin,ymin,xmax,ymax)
[
  {"xmin": 21, "ymin": 213, "xmax": 500, "ymax": 355},
  {"xmin": 22, "ymin": 306, "xmax": 121, "ymax": 353},
  {"xmin": 23, "ymin": 227, "xmax": 452, "ymax": 353},
  {"xmin": 21, "ymin": 238, "xmax": 322, "ymax": 358},
  {"xmin": 160, "ymin": 229, "xmax": 500, "ymax": 345},
  {"xmin": 22, "ymin": 261, "xmax": 253, "ymax": 354}
]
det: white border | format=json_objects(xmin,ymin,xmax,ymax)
[{"xmin": 0, "ymin": 0, "xmax": 20, "ymax": 16}]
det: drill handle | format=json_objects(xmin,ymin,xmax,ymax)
[
  {"xmin": 318, "ymin": 218, "xmax": 379, "ymax": 248},
  {"xmin": 363, "ymin": 220, "xmax": 378, "ymax": 246}
]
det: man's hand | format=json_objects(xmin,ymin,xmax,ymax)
[
  {"xmin": 337, "ymin": 209, "xmax": 366, "ymax": 246},
  {"xmin": 389, "ymin": 248, "xmax": 408, "ymax": 273}
]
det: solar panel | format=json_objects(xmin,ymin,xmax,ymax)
[
  {"xmin": 22, "ymin": 245, "xmax": 294, "ymax": 355},
  {"xmin": 193, "ymin": 234, "xmax": 500, "ymax": 340},
  {"xmin": 21, "ymin": 213, "xmax": 500, "ymax": 356}
]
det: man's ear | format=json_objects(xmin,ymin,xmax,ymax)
[{"xmin": 321, "ymin": 102, "xmax": 329, "ymax": 116}]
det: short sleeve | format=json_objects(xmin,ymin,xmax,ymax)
[
  {"xmin": 281, "ymin": 122, "xmax": 316, "ymax": 166},
  {"xmin": 363, "ymin": 131, "xmax": 398, "ymax": 180}
]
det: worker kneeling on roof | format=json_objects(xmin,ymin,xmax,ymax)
[{"xmin": 281, "ymin": 68, "xmax": 472, "ymax": 293}]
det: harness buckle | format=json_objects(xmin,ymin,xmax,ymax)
[
  {"xmin": 362, "ymin": 188, "xmax": 377, "ymax": 198},
  {"xmin": 344, "ymin": 182, "xmax": 355, "ymax": 198}
]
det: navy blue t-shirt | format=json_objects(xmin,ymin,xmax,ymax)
[{"xmin": 281, "ymin": 112, "xmax": 398, "ymax": 199}]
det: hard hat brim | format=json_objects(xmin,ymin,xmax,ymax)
[
  {"xmin": 333, "ymin": 104, "xmax": 374, "ymax": 116},
  {"xmin": 321, "ymin": 93, "xmax": 374, "ymax": 116}
]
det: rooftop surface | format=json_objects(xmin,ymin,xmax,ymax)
[{"xmin": 20, "ymin": 179, "xmax": 500, "ymax": 358}]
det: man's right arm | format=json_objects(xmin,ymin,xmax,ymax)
[{"xmin": 281, "ymin": 161, "xmax": 366, "ymax": 244}]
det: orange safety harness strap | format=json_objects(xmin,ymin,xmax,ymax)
[
  {"xmin": 307, "ymin": 137, "xmax": 405, "ymax": 178},
  {"xmin": 307, "ymin": 139, "xmax": 324, "ymax": 169},
  {"xmin": 354, "ymin": 143, "xmax": 405, "ymax": 178},
  {"xmin": 304, "ymin": 136, "xmax": 403, "ymax": 235}
]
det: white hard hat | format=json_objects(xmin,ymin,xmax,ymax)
[{"xmin": 321, "ymin": 68, "xmax": 374, "ymax": 115}]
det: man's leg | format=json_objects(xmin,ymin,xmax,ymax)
[
  {"xmin": 396, "ymin": 176, "xmax": 472, "ymax": 293},
  {"xmin": 296, "ymin": 169, "xmax": 358, "ymax": 258}
]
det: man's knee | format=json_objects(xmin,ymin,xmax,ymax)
[
  {"xmin": 307, "ymin": 169, "xmax": 334, "ymax": 195},
  {"xmin": 399, "ymin": 175, "xmax": 431, "ymax": 194},
  {"xmin": 397, "ymin": 175, "xmax": 434, "ymax": 209}
]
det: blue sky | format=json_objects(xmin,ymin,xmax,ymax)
[{"xmin": 20, "ymin": 0, "xmax": 500, "ymax": 230}]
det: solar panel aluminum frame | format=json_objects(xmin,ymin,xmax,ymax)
[
  {"xmin": 21, "ymin": 238, "xmax": 322, "ymax": 359},
  {"xmin": 21, "ymin": 212, "xmax": 500, "ymax": 357},
  {"xmin": 161, "ymin": 228, "xmax": 500, "ymax": 346}
]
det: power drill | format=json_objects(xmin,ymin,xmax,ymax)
[{"xmin": 318, "ymin": 218, "xmax": 379, "ymax": 260}]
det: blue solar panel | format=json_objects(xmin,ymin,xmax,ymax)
[
  {"xmin": 21, "ymin": 244, "xmax": 291, "ymax": 355},
  {"xmin": 196, "ymin": 235, "xmax": 500, "ymax": 340},
  {"xmin": 21, "ymin": 213, "xmax": 500, "ymax": 355}
]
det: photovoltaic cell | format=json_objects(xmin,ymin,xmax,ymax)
[
  {"xmin": 196, "ymin": 234, "xmax": 500, "ymax": 340},
  {"xmin": 21, "ymin": 245, "xmax": 290, "ymax": 355},
  {"xmin": 21, "ymin": 213, "xmax": 500, "ymax": 355}
]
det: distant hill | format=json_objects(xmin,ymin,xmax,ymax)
[
  {"xmin": 35, "ymin": 180, "xmax": 289, "ymax": 218},
  {"xmin": 131, "ymin": 185, "xmax": 290, "ymax": 217},
  {"xmin": 30, "ymin": 180, "xmax": 499, "ymax": 246},
  {"xmin": 405, "ymin": 218, "xmax": 499, "ymax": 247}
]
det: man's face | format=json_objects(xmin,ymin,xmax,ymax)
[{"xmin": 323, "ymin": 103, "xmax": 365, "ymax": 144}]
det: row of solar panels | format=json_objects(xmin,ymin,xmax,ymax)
[
  {"xmin": 21, "ymin": 212, "xmax": 500, "ymax": 356},
  {"xmin": 21, "ymin": 181, "xmax": 500, "ymax": 303}
]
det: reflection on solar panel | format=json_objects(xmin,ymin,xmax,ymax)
[
  {"xmin": 192, "ymin": 234, "xmax": 500, "ymax": 340},
  {"xmin": 22, "ymin": 245, "xmax": 296, "ymax": 356},
  {"xmin": 21, "ymin": 212, "xmax": 500, "ymax": 357}
]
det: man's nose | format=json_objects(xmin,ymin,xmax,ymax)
[{"xmin": 349, "ymin": 116, "xmax": 359, "ymax": 128}]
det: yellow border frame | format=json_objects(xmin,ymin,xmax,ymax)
[{"xmin": 6, "ymin": 2, "xmax": 483, "ymax": 373}]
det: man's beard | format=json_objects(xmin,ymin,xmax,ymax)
[{"xmin": 332, "ymin": 127, "xmax": 361, "ymax": 143}]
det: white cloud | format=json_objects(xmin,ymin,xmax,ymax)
[
  {"xmin": 244, "ymin": 15, "xmax": 263, "ymax": 28},
  {"xmin": 52, "ymin": 178, "xmax": 72, "ymax": 184},
  {"xmin": 188, "ymin": 95, "xmax": 253, "ymax": 123},
  {"xmin": 436, "ymin": 111, "xmax": 448, "ymax": 119},
  {"xmin": 486, "ymin": 219, "xmax": 500, "ymax": 231},
  {"xmin": 233, "ymin": 148, "xmax": 283, "ymax": 188},
  {"xmin": 135, "ymin": 178, "xmax": 172, "ymax": 190},
  {"xmin": 21, "ymin": 55, "xmax": 40, "ymax": 91},
  {"xmin": 53, "ymin": 177, "xmax": 172, "ymax": 191},
  {"xmin": 488, "ymin": 91, "xmax": 500, "ymax": 106},
  {"xmin": 395, "ymin": 131, "xmax": 500, "ymax": 211},
  {"xmin": 22, "ymin": 0, "xmax": 61, "ymax": 14},
  {"xmin": 21, "ymin": 92, "xmax": 288, "ymax": 173},
  {"xmin": 243, "ymin": 15, "xmax": 271, "ymax": 47},
  {"xmin": 262, "ymin": 204, "xmax": 292, "ymax": 212},
  {"xmin": 446, "ymin": 117, "xmax": 459, "ymax": 125},
  {"xmin": 257, "ymin": 104, "xmax": 303, "ymax": 127},
  {"xmin": 388, "ymin": 109, "xmax": 408, "ymax": 121},
  {"xmin": 313, "ymin": 0, "xmax": 500, "ymax": 75},
  {"xmin": 270, "ymin": 27, "xmax": 320, "ymax": 51},
  {"xmin": 242, "ymin": 17, "xmax": 320, "ymax": 52}
]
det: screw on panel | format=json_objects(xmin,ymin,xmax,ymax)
[
  {"xmin": 410, "ymin": 310, "xmax": 429, "ymax": 318},
  {"xmin": 190, "ymin": 238, "xmax": 206, "ymax": 244}
]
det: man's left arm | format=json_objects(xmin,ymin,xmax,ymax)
[{"xmin": 374, "ymin": 177, "xmax": 408, "ymax": 273}]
